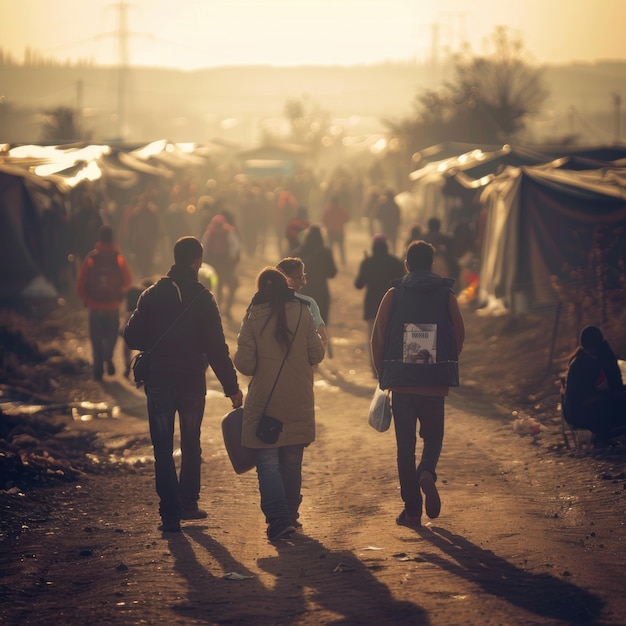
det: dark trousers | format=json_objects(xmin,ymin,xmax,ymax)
[
  {"xmin": 391, "ymin": 393, "xmax": 444, "ymax": 514},
  {"xmin": 146, "ymin": 384, "xmax": 206, "ymax": 519},
  {"xmin": 88, "ymin": 308, "xmax": 120, "ymax": 378},
  {"xmin": 256, "ymin": 445, "xmax": 305, "ymax": 525}
]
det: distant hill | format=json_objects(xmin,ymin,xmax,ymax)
[{"xmin": 1, "ymin": 61, "xmax": 625, "ymax": 146}]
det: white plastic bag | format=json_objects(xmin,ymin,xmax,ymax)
[{"xmin": 368, "ymin": 386, "xmax": 392, "ymax": 432}]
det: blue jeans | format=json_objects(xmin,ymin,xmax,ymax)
[
  {"xmin": 146, "ymin": 384, "xmax": 206, "ymax": 519},
  {"xmin": 88, "ymin": 309, "xmax": 120, "ymax": 378},
  {"xmin": 391, "ymin": 393, "xmax": 444, "ymax": 514},
  {"xmin": 256, "ymin": 445, "xmax": 304, "ymax": 525}
]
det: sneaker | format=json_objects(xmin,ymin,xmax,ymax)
[
  {"xmin": 158, "ymin": 518, "xmax": 181, "ymax": 533},
  {"xmin": 180, "ymin": 507, "xmax": 208, "ymax": 520},
  {"xmin": 267, "ymin": 519, "xmax": 296, "ymax": 541},
  {"xmin": 106, "ymin": 360, "xmax": 116, "ymax": 376},
  {"xmin": 419, "ymin": 471, "xmax": 441, "ymax": 519},
  {"xmin": 396, "ymin": 510, "xmax": 422, "ymax": 528}
]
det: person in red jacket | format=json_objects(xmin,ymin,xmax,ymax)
[
  {"xmin": 77, "ymin": 225, "xmax": 133, "ymax": 381},
  {"xmin": 321, "ymin": 195, "xmax": 350, "ymax": 266}
]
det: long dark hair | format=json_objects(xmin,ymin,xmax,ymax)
[{"xmin": 252, "ymin": 267, "xmax": 294, "ymax": 347}]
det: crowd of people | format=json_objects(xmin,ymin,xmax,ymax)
[{"xmin": 70, "ymin": 164, "xmax": 624, "ymax": 542}]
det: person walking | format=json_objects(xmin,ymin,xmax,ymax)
[
  {"xmin": 374, "ymin": 189, "xmax": 401, "ymax": 254},
  {"xmin": 201, "ymin": 214, "xmax": 240, "ymax": 319},
  {"xmin": 321, "ymin": 195, "xmax": 350, "ymax": 266},
  {"xmin": 276, "ymin": 256, "xmax": 328, "ymax": 351},
  {"xmin": 371, "ymin": 240, "xmax": 465, "ymax": 528},
  {"xmin": 123, "ymin": 236, "xmax": 243, "ymax": 533},
  {"xmin": 76, "ymin": 225, "xmax": 133, "ymax": 382},
  {"xmin": 292, "ymin": 225, "xmax": 337, "ymax": 327},
  {"xmin": 354, "ymin": 234, "xmax": 405, "ymax": 375},
  {"xmin": 234, "ymin": 268, "xmax": 325, "ymax": 541}
]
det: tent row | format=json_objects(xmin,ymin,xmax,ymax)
[{"xmin": 402, "ymin": 142, "xmax": 626, "ymax": 313}]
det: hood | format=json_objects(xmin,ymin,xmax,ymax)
[{"xmin": 392, "ymin": 270, "xmax": 455, "ymax": 294}]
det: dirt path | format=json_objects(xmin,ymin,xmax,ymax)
[{"xmin": 2, "ymin": 225, "xmax": 626, "ymax": 625}]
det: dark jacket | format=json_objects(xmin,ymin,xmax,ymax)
[
  {"xmin": 123, "ymin": 264, "xmax": 239, "ymax": 395},
  {"xmin": 563, "ymin": 342, "xmax": 623, "ymax": 424},
  {"xmin": 354, "ymin": 251, "xmax": 405, "ymax": 320},
  {"xmin": 372, "ymin": 271, "xmax": 465, "ymax": 392}
]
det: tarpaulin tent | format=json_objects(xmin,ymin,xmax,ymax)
[
  {"xmin": 0, "ymin": 164, "xmax": 58, "ymax": 299},
  {"xmin": 478, "ymin": 164, "xmax": 626, "ymax": 312}
]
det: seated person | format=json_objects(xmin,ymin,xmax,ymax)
[{"xmin": 563, "ymin": 325, "xmax": 626, "ymax": 445}]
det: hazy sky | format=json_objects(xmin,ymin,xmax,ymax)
[{"xmin": 1, "ymin": 0, "xmax": 625, "ymax": 70}]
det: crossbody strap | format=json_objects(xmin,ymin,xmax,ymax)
[
  {"xmin": 147, "ymin": 282, "xmax": 207, "ymax": 355},
  {"xmin": 261, "ymin": 303, "xmax": 303, "ymax": 413}
]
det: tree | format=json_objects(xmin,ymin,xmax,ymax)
[
  {"xmin": 40, "ymin": 107, "xmax": 91, "ymax": 143},
  {"xmin": 386, "ymin": 27, "xmax": 549, "ymax": 169}
]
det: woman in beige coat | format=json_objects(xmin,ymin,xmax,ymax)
[{"xmin": 235, "ymin": 268, "xmax": 325, "ymax": 541}]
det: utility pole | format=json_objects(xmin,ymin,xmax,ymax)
[
  {"xmin": 612, "ymin": 92, "xmax": 621, "ymax": 142},
  {"xmin": 116, "ymin": 0, "xmax": 129, "ymax": 141}
]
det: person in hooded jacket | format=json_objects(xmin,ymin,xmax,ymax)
[
  {"xmin": 234, "ymin": 268, "xmax": 325, "ymax": 541},
  {"xmin": 123, "ymin": 236, "xmax": 242, "ymax": 533},
  {"xmin": 371, "ymin": 240, "xmax": 465, "ymax": 529},
  {"xmin": 563, "ymin": 325, "xmax": 626, "ymax": 446},
  {"xmin": 354, "ymin": 234, "xmax": 405, "ymax": 375}
]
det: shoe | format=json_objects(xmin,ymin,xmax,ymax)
[
  {"xmin": 267, "ymin": 519, "xmax": 296, "ymax": 541},
  {"xmin": 180, "ymin": 507, "xmax": 208, "ymax": 520},
  {"xmin": 396, "ymin": 510, "xmax": 422, "ymax": 528},
  {"xmin": 158, "ymin": 518, "xmax": 181, "ymax": 533},
  {"xmin": 106, "ymin": 360, "xmax": 116, "ymax": 376},
  {"xmin": 420, "ymin": 471, "xmax": 441, "ymax": 519},
  {"xmin": 292, "ymin": 519, "xmax": 303, "ymax": 531}
]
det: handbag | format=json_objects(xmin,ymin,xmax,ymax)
[
  {"xmin": 130, "ymin": 351, "xmax": 150, "ymax": 386},
  {"xmin": 255, "ymin": 304, "xmax": 303, "ymax": 444},
  {"xmin": 256, "ymin": 414, "xmax": 284, "ymax": 444},
  {"xmin": 368, "ymin": 386, "xmax": 392, "ymax": 432},
  {"xmin": 130, "ymin": 282, "xmax": 207, "ymax": 388},
  {"xmin": 221, "ymin": 407, "xmax": 256, "ymax": 474}
]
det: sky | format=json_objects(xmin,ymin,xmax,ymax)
[{"xmin": 1, "ymin": 0, "xmax": 625, "ymax": 70}]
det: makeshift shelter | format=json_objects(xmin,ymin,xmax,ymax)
[
  {"xmin": 478, "ymin": 164, "xmax": 626, "ymax": 312},
  {"xmin": 0, "ymin": 164, "xmax": 58, "ymax": 299}
]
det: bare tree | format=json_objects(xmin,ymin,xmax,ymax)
[{"xmin": 385, "ymin": 27, "xmax": 549, "ymax": 169}]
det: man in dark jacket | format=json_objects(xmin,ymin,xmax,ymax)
[
  {"xmin": 354, "ymin": 234, "xmax": 405, "ymax": 375},
  {"xmin": 371, "ymin": 240, "xmax": 465, "ymax": 528},
  {"xmin": 124, "ymin": 236, "xmax": 242, "ymax": 532}
]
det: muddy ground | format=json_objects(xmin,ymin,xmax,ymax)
[{"xmin": 1, "ymin": 225, "xmax": 625, "ymax": 625}]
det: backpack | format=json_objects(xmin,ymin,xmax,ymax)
[
  {"xmin": 206, "ymin": 228, "xmax": 230, "ymax": 257},
  {"xmin": 85, "ymin": 250, "xmax": 123, "ymax": 302}
]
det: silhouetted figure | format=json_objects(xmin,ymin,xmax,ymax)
[
  {"xmin": 201, "ymin": 214, "xmax": 240, "ymax": 318},
  {"xmin": 321, "ymin": 195, "xmax": 350, "ymax": 266},
  {"xmin": 76, "ymin": 225, "xmax": 133, "ymax": 381},
  {"xmin": 423, "ymin": 217, "xmax": 457, "ymax": 279},
  {"xmin": 285, "ymin": 206, "xmax": 310, "ymax": 254},
  {"xmin": 374, "ymin": 189, "xmax": 401, "ymax": 253},
  {"xmin": 563, "ymin": 325, "xmax": 626, "ymax": 447},
  {"xmin": 292, "ymin": 225, "xmax": 337, "ymax": 326},
  {"xmin": 354, "ymin": 234, "xmax": 405, "ymax": 375}
]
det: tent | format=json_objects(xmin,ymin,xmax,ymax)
[
  {"xmin": 478, "ymin": 164, "xmax": 626, "ymax": 312},
  {"xmin": 0, "ymin": 164, "xmax": 58, "ymax": 299}
]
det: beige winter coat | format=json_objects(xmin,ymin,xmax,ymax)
[{"xmin": 234, "ymin": 300, "xmax": 325, "ymax": 448}]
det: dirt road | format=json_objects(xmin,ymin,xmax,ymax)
[{"xmin": 2, "ymin": 225, "xmax": 626, "ymax": 625}]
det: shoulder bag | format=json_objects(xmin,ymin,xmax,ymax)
[{"xmin": 255, "ymin": 303, "xmax": 303, "ymax": 444}]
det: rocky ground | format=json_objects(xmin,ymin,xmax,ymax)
[{"xmin": 1, "ymin": 226, "xmax": 625, "ymax": 625}]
